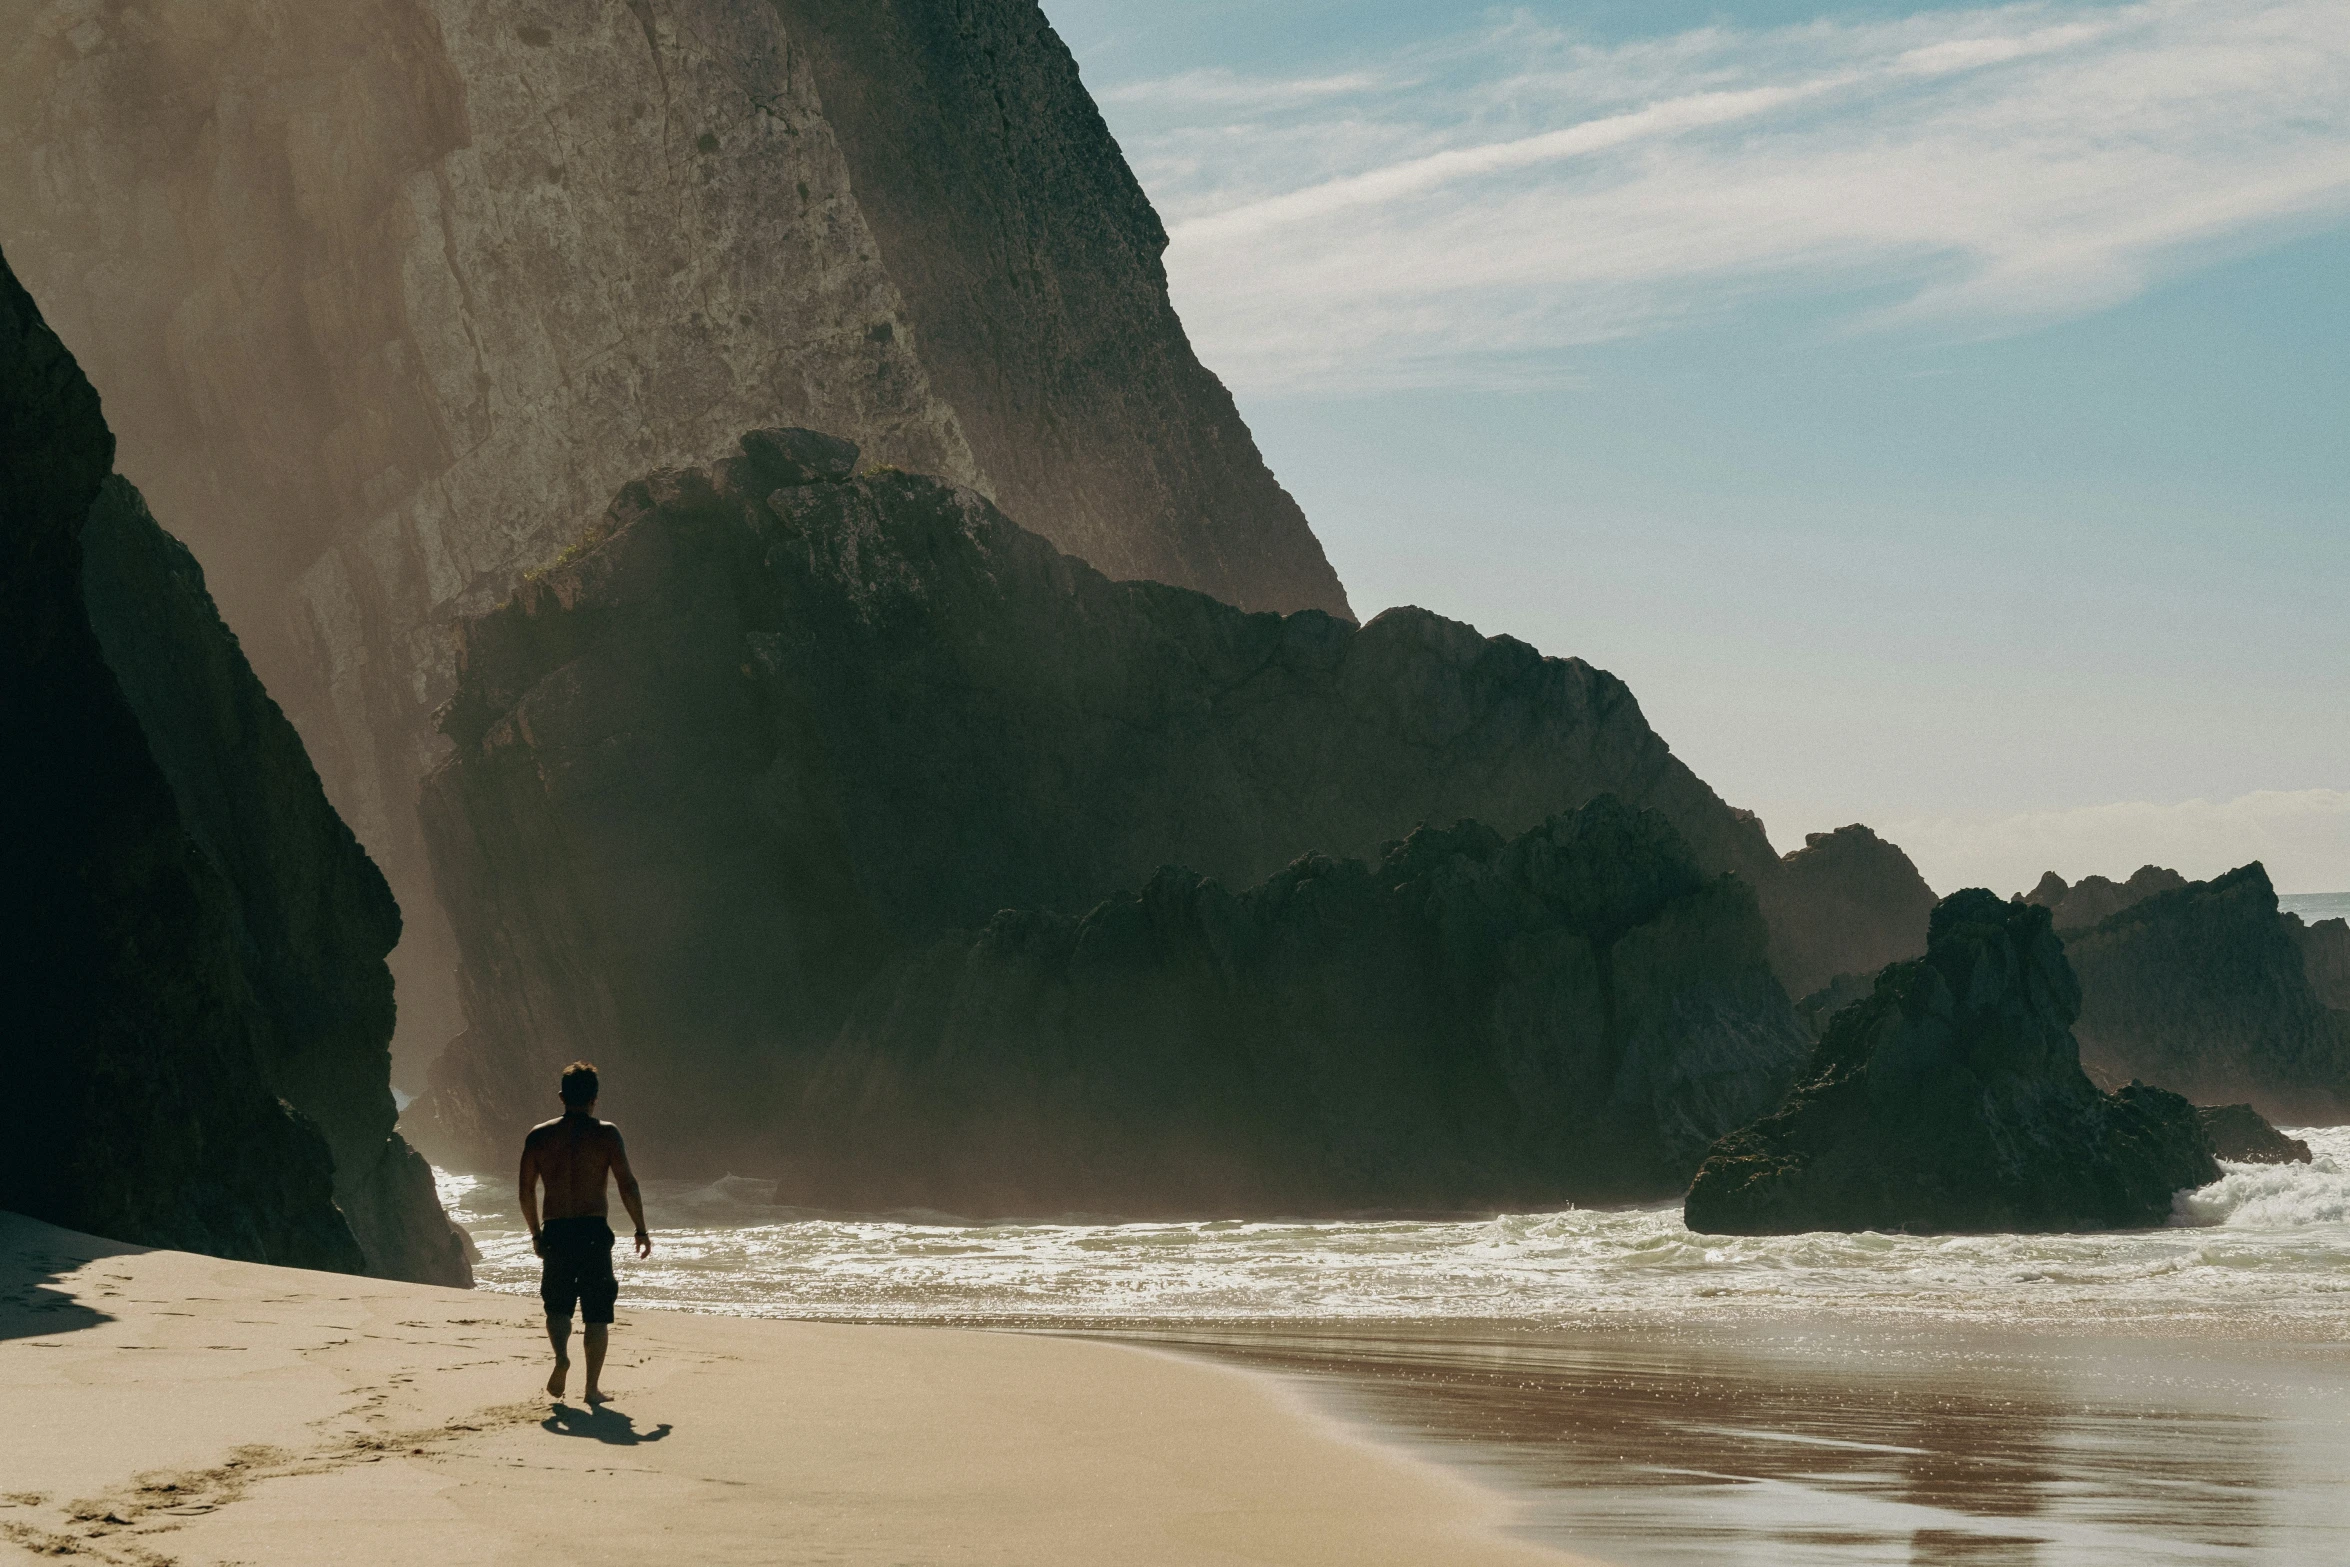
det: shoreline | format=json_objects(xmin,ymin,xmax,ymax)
[{"xmin": 0, "ymin": 1212, "xmax": 1590, "ymax": 1566}]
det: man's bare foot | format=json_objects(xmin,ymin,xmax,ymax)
[
  {"xmin": 547, "ymin": 1358, "xmax": 569, "ymax": 1398},
  {"xmin": 584, "ymin": 1388, "xmax": 610, "ymax": 1405}
]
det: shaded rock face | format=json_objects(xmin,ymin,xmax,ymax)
[
  {"xmin": 0, "ymin": 0, "xmax": 1347, "ymax": 1078},
  {"xmin": 0, "ymin": 249, "xmax": 466, "ymax": 1285},
  {"xmin": 414, "ymin": 432, "xmax": 1789, "ymax": 1176},
  {"xmin": 1763, "ymin": 825, "xmax": 1938, "ymax": 1002},
  {"xmin": 1685, "ymin": 892, "xmax": 2219, "ymax": 1236},
  {"xmin": 2295, "ymin": 916, "xmax": 2350, "ymax": 1011},
  {"xmin": 2197, "ymin": 1105, "xmax": 2311, "ymax": 1166},
  {"xmin": 787, "ymin": 801, "xmax": 1810, "ymax": 1216},
  {"xmin": 2061, "ymin": 865, "xmax": 2350, "ymax": 1126},
  {"xmin": 2024, "ymin": 866, "xmax": 2188, "ymax": 933}
]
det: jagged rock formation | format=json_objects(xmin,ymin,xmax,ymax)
[
  {"xmin": 2197, "ymin": 1105, "xmax": 2311, "ymax": 1165},
  {"xmin": 1762, "ymin": 825, "xmax": 1938, "ymax": 1002},
  {"xmin": 2023, "ymin": 866, "xmax": 2188, "ymax": 932},
  {"xmin": 2294, "ymin": 915, "xmax": 2350, "ymax": 1010},
  {"xmin": 1685, "ymin": 891, "xmax": 2220, "ymax": 1235},
  {"xmin": 412, "ymin": 431, "xmax": 1796, "ymax": 1177},
  {"xmin": 784, "ymin": 802, "xmax": 1810, "ymax": 1215},
  {"xmin": 0, "ymin": 247, "xmax": 467, "ymax": 1285},
  {"xmin": 0, "ymin": 0, "xmax": 1349, "ymax": 1076},
  {"xmin": 2060, "ymin": 865, "xmax": 2350, "ymax": 1126}
]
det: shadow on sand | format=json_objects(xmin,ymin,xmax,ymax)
[
  {"xmin": 0, "ymin": 1212, "xmax": 130, "ymax": 1342},
  {"xmin": 542, "ymin": 1403, "xmax": 672, "ymax": 1445}
]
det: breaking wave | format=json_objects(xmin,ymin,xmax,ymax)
[{"xmin": 437, "ymin": 1127, "xmax": 2350, "ymax": 1330}]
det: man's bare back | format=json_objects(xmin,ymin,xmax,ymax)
[{"xmin": 522, "ymin": 1113, "xmax": 635, "ymax": 1222}]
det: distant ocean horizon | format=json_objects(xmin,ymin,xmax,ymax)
[{"xmin": 2280, "ymin": 890, "xmax": 2350, "ymax": 922}]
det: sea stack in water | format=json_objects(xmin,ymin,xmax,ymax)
[
  {"xmin": 2196, "ymin": 1105, "xmax": 2311, "ymax": 1165},
  {"xmin": 1684, "ymin": 890, "xmax": 2219, "ymax": 1235},
  {"xmin": 0, "ymin": 247, "xmax": 467, "ymax": 1284},
  {"xmin": 787, "ymin": 799, "xmax": 1812, "ymax": 1215}
]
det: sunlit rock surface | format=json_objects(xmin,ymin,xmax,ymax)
[
  {"xmin": 786, "ymin": 800, "xmax": 1810, "ymax": 1215},
  {"xmin": 1685, "ymin": 890, "xmax": 2219, "ymax": 1236},
  {"xmin": 0, "ymin": 247, "xmax": 467, "ymax": 1285},
  {"xmin": 0, "ymin": 0, "xmax": 1348, "ymax": 1075},
  {"xmin": 411, "ymin": 432, "xmax": 1800, "ymax": 1186}
]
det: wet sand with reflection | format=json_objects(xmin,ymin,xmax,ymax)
[{"xmin": 1107, "ymin": 1320, "xmax": 2350, "ymax": 1566}]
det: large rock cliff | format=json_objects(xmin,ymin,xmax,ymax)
[
  {"xmin": 1684, "ymin": 891, "xmax": 2219, "ymax": 1236},
  {"xmin": 1762, "ymin": 824, "xmax": 1938, "ymax": 1002},
  {"xmin": 2060, "ymin": 864, "xmax": 2350, "ymax": 1125},
  {"xmin": 0, "ymin": 247, "xmax": 467, "ymax": 1285},
  {"xmin": 412, "ymin": 431, "xmax": 1797, "ymax": 1177},
  {"xmin": 786, "ymin": 802, "xmax": 1810, "ymax": 1215},
  {"xmin": 0, "ymin": 0, "xmax": 1348, "ymax": 1075},
  {"xmin": 2295, "ymin": 915, "xmax": 2350, "ymax": 1011},
  {"xmin": 2022, "ymin": 866, "xmax": 2188, "ymax": 932}
]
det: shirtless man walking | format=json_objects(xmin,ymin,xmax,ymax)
[{"xmin": 519, "ymin": 1061, "xmax": 652, "ymax": 1402}]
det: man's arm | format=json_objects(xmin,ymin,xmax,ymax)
[
  {"xmin": 519, "ymin": 1141, "xmax": 545, "ymax": 1257},
  {"xmin": 609, "ymin": 1127, "xmax": 652, "ymax": 1258}
]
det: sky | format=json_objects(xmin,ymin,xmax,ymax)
[{"xmin": 1037, "ymin": 0, "xmax": 2350, "ymax": 895}]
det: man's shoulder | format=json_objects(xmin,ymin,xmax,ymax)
[{"xmin": 523, "ymin": 1116, "xmax": 567, "ymax": 1142}]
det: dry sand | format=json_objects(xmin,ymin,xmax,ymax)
[{"xmin": 0, "ymin": 1213, "xmax": 1590, "ymax": 1566}]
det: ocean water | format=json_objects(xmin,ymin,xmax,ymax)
[
  {"xmin": 2279, "ymin": 890, "xmax": 2350, "ymax": 923},
  {"xmin": 439, "ymin": 1127, "xmax": 2350, "ymax": 1332},
  {"xmin": 440, "ymin": 1134, "xmax": 2350, "ymax": 1564}
]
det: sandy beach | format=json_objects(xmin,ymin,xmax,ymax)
[{"xmin": 0, "ymin": 1212, "xmax": 1586, "ymax": 1566}]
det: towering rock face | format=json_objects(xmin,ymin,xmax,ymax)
[
  {"xmin": 1685, "ymin": 891, "xmax": 2219, "ymax": 1236},
  {"xmin": 2060, "ymin": 865, "xmax": 2350, "ymax": 1126},
  {"xmin": 0, "ymin": 0, "xmax": 1348, "ymax": 1075},
  {"xmin": 1762, "ymin": 824, "xmax": 1938, "ymax": 1002},
  {"xmin": 413, "ymin": 431, "xmax": 1788, "ymax": 1175},
  {"xmin": 789, "ymin": 803, "xmax": 1811, "ymax": 1215},
  {"xmin": 0, "ymin": 248, "xmax": 466, "ymax": 1285},
  {"xmin": 2022, "ymin": 866, "xmax": 2188, "ymax": 932}
]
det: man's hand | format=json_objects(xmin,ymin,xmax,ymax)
[
  {"xmin": 634, "ymin": 1228, "xmax": 653, "ymax": 1260},
  {"xmin": 530, "ymin": 1230, "xmax": 546, "ymax": 1259}
]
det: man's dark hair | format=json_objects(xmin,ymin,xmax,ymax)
[{"xmin": 559, "ymin": 1061, "xmax": 600, "ymax": 1107}]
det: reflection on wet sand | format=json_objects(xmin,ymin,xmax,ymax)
[{"xmin": 1110, "ymin": 1324, "xmax": 2350, "ymax": 1566}]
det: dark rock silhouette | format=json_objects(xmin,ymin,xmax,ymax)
[
  {"xmin": 2197, "ymin": 1105, "xmax": 2311, "ymax": 1165},
  {"xmin": 2294, "ymin": 915, "xmax": 2350, "ymax": 1011},
  {"xmin": 0, "ymin": 247, "xmax": 466, "ymax": 1284},
  {"xmin": 413, "ymin": 431, "xmax": 1810, "ymax": 1184},
  {"xmin": 1685, "ymin": 891, "xmax": 2219, "ymax": 1235},
  {"xmin": 1764, "ymin": 825, "xmax": 1938, "ymax": 1002},
  {"xmin": 2061, "ymin": 865, "xmax": 2350, "ymax": 1126},
  {"xmin": 2023, "ymin": 866, "xmax": 2188, "ymax": 932},
  {"xmin": 785, "ymin": 800, "xmax": 1810, "ymax": 1215}
]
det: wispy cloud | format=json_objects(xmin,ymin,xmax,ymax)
[
  {"xmin": 1884, "ymin": 789, "xmax": 2350, "ymax": 896},
  {"xmin": 1100, "ymin": 0, "xmax": 2350, "ymax": 391}
]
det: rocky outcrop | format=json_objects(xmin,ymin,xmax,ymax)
[
  {"xmin": 412, "ymin": 431, "xmax": 1794, "ymax": 1176},
  {"xmin": 2060, "ymin": 865, "xmax": 2350, "ymax": 1126},
  {"xmin": 783, "ymin": 801, "xmax": 1810, "ymax": 1215},
  {"xmin": 0, "ymin": 247, "xmax": 466, "ymax": 1284},
  {"xmin": 1761, "ymin": 825, "xmax": 1938, "ymax": 1001},
  {"xmin": 1685, "ymin": 891, "xmax": 2220, "ymax": 1235},
  {"xmin": 2023, "ymin": 866, "xmax": 2188, "ymax": 932},
  {"xmin": 2196, "ymin": 1105, "xmax": 2311, "ymax": 1165},
  {"xmin": 0, "ymin": 0, "xmax": 1347, "ymax": 1077},
  {"xmin": 2294, "ymin": 916, "xmax": 2350, "ymax": 1010}
]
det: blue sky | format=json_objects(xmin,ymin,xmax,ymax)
[{"xmin": 1040, "ymin": 0, "xmax": 2350, "ymax": 893}]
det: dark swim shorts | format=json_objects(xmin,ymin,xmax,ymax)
[{"xmin": 539, "ymin": 1216, "xmax": 619, "ymax": 1325}]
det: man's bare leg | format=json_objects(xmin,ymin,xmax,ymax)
[
  {"xmin": 582, "ymin": 1324, "xmax": 610, "ymax": 1403},
  {"xmin": 545, "ymin": 1315, "xmax": 572, "ymax": 1398}
]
